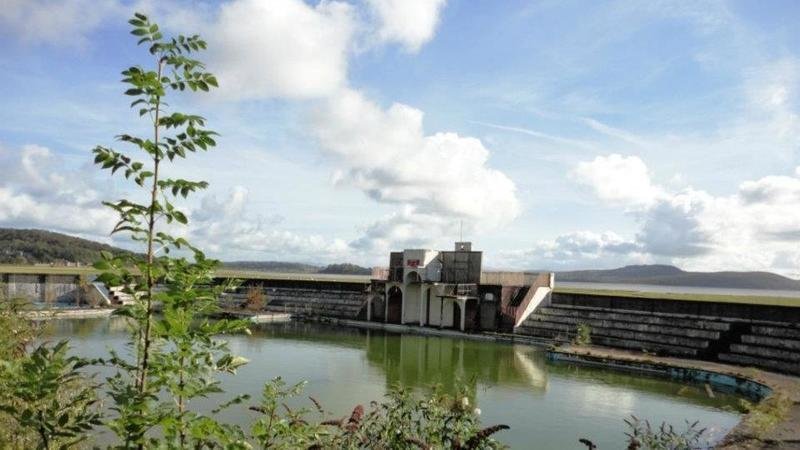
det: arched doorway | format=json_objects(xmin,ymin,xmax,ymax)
[{"xmin": 387, "ymin": 286, "xmax": 403, "ymax": 324}]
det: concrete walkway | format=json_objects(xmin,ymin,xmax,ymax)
[{"xmin": 25, "ymin": 307, "xmax": 115, "ymax": 320}]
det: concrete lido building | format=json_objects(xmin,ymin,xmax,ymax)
[{"xmin": 368, "ymin": 242, "xmax": 554, "ymax": 333}]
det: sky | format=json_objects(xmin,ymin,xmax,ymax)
[{"xmin": 0, "ymin": 0, "xmax": 799, "ymax": 275}]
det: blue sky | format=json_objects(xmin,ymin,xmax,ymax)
[{"xmin": 1, "ymin": 0, "xmax": 799, "ymax": 275}]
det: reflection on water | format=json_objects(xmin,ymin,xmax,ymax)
[
  {"xmin": 47, "ymin": 318, "xmax": 742, "ymax": 449},
  {"xmin": 364, "ymin": 332, "xmax": 549, "ymax": 392}
]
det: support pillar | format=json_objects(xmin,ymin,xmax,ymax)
[
  {"xmin": 459, "ymin": 299, "xmax": 466, "ymax": 331},
  {"xmin": 384, "ymin": 286, "xmax": 390, "ymax": 323},
  {"xmin": 419, "ymin": 288, "xmax": 426, "ymax": 326}
]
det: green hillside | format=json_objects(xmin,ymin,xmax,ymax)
[{"xmin": 0, "ymin": 228, "xmax": 133, "ymax": 265}]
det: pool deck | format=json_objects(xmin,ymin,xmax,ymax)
[
  {"xmin": 221, "ymin": 310, "xmax": 293, "ymax": 323},
  {"xmin": 24, "ymin": 307, "xmax": 116, "ymax": 320}
]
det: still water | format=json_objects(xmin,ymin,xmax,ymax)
[{"xmin": 47, "ymin": 318, "xmax": 742, "ymax": 449}]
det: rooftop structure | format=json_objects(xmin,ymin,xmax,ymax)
[{"xmin": 368, "ymin": 242, "xmax": 554, "ymax": 332}]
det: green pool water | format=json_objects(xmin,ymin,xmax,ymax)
[{"xmin": 47, "ymin": 318, "xmax": 742, "ymax": 449}]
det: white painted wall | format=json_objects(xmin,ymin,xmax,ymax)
[{"xmin": 403, "ymin": 283, "xmax": 421, "ymax": 324}]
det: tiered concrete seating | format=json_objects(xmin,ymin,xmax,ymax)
[
  {"xmin": 261, "ymin": 287, "xmax": 366, "ymax": 319},
  {"xmin": 718, "ymin": 324, "xmax": 800, "ymax": 376},
  {"xmin": 515, "ymin": 304, "xmax": 731, "ymax": 358}
]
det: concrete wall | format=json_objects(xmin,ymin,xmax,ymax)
[
  {"xmin": 2, "ymin": 273, "xmax": 82, "ymax": 303},
  {"xmin": 403, "ymin": 283, "xmax": 421, "ymax": 324},
  {"xmin": 426, "ymin": 295, "xmax": 456, "ymax": 327}
]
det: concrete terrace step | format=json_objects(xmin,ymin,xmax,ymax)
[
  {"xmin": 750, "ymin": 324, "xmax": 800, "ymax": 340},
  {"xmin": 741, "ymin": 334, "xmax": 800, "ymax": 352},
  {"xmin": 718, "ymin": 352, "xmax": 800, "ymax": 376},
  {"xmin": 540, "ymin": 304, "xmax": 730, "ymax": 331},
  {"xmin": 729, "ymin": 343, "xmax": 800, "ymax": 364},
  {"xmin": 521, "ymin": 327, "xmax": 699, "ymax": 357},
  {"xmin": 517, "ymin": 319, "xmax": 710, "ymax": 349},
  {"xmin": 523, "ymin": 312, "xmax": 721, "ymax": 340}
]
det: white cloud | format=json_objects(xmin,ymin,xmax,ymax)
[
  {"xmin": 501, "ymin": 231, "xmax": 649, "ymax": 270},
  {"xmin": 366, "ymin": 0, "xmax": 447, "ymax": 52},
  {"xmin": 0, "ymin": 0, "xmax": 121, "ymax": 47},
  {"xmin": 568, "ymin": 150, "xmax": 800, "ymax": 276},
  {"xmin": 636, "ymin": 190, "xmax": 713, "ymax": 257},
  {"xmin": 208, "ymin": 0, "xmax": 356, "ymax": 100},
  {"xmin": 313, "ymin": 88, "xmax": 519, "ymax": 249},
  {"xmin": 0, "ymin": 144, "xmax": 116, "ymax": 236},
  {"xmin": 189, "ymin": 187, "xmax": 348, "ymax": 260},
  {"xmin": 349, "ymin": 206, "xmax": 454, "ymax": 254},
  {"xmin": 572, "ymin": 154, "xmax": 663, "ymax": 208}
]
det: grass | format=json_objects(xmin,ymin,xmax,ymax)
[
  {"xmin": 553, "ymin": 286, "xmax": 800, "ymax": 307},
  {"xmin": 213, "ymin": 269, "xmax": 371, "ymax": 283},
  {"xmin": 0, "ymin": 265, "xmax": 370, "ymax": 283},
  {"xmin": 0, "ymin": 265, "xmax": 98, "ymax": 276}
]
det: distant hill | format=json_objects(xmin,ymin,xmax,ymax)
[
  {"xmin": 318, "ymin": 263, "xmax": 372, "ymax": 275},
  {"xmin": 557, "ymin": 264, "xmax": 800, "ymax": 291},
  {"xmin": 222, "ymin": 261, "xmax": 319, "ymax": 273},
  {"xmin": 0, "ymin": 228, "xmax": 132, "ymax": 265},
  {"xmin": 223, "ymin": 260, "xmax": 372, "ymax": 276},
  {"xmin": 0, "ymin": 228, "xmax": 372, "ymax": 275}
]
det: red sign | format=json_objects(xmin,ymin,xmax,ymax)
[{"xmin": 407, "ymin": 259, "xmax": 420, "ymax": 268}]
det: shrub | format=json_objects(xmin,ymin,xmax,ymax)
[
  {"xmin": 574, "ymin": 323, "xmax": 592, "ymax": 346},
  {"xmin": 738, "ymin": 390, "xmax": 792, "ymax": 439},
  {"xmin": 245, "ymin": 284, "xmax": 267, "ymax": 311},
  {"xmin": 250, "ymin": 377, "xmax": 509, "ymax": 450},
  {"xmin": 0, "ymin": 295, "xmax": 100, "ymax": 449},
  {"xmin": 623, "ymin": 415, "xmax": 707, "ymax": 450}
]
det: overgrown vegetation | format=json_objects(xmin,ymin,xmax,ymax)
[
  {"xmin": 573, "ymin": 322, "xmax": 592, "ymax": 346},
  {"xmin": 623, "ymin": 416, "xmax": 707, "ymax": 449},
  {"xmin": 245, "ymin": 284, "xmax": 267, "ymax": 311},
  {"xmin": 248, "ymin": 377, "xmax": 507, "ymax": 449},
  {"xmin": 579, "ymin": 416, "xmax": 708, "ymax": 450},
  {"xmin": 738, "ymin": 391, "xmax": 792, "ymax": 439},
  {"xmin": 0, "ymin": 290, "xmax": 101, "ymax": 449}
]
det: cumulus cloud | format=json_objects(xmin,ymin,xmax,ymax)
[
  {"xmin": 501, "ymin": 231, "xmax": 649, "ymax": 270},
  {"xmin": 208, "ymin": 0, "xmax": 356, "ymax": 100},
  {"xmin": 567, "ymin": 151, "xmax": 800, "ymax": 276},
  {"xmin": 635, "ymin": 190, "xmax": 712, "ymax": 257},
  {"xmin": 189, "ymin": 187, "xmax": 348, "ymax": 260},
  {"xmin": 312, "ymin": 88, "xmax": 519, "ymax": 250},
  {"xmin": 366, "ymin": 0, "xmax": 447, "ymax": 52},
  {"xmin": 0, "ymin": 0, "xmax": 121, "ymax": 47},
  {"xmin": 0, "ymin": 144, "xmax": 116, "ymax": 236},
  {"xmin": 348, "ymin": 206, "xmax": 455, "ymax": 254},
  {"xmin": 572, "ymin": 154, "xmax": 663, "ymax": 207}
]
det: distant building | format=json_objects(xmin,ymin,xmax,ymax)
[{"xmin": 368, "ymin": 242, "xmax": 553, "ymax": 332}]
